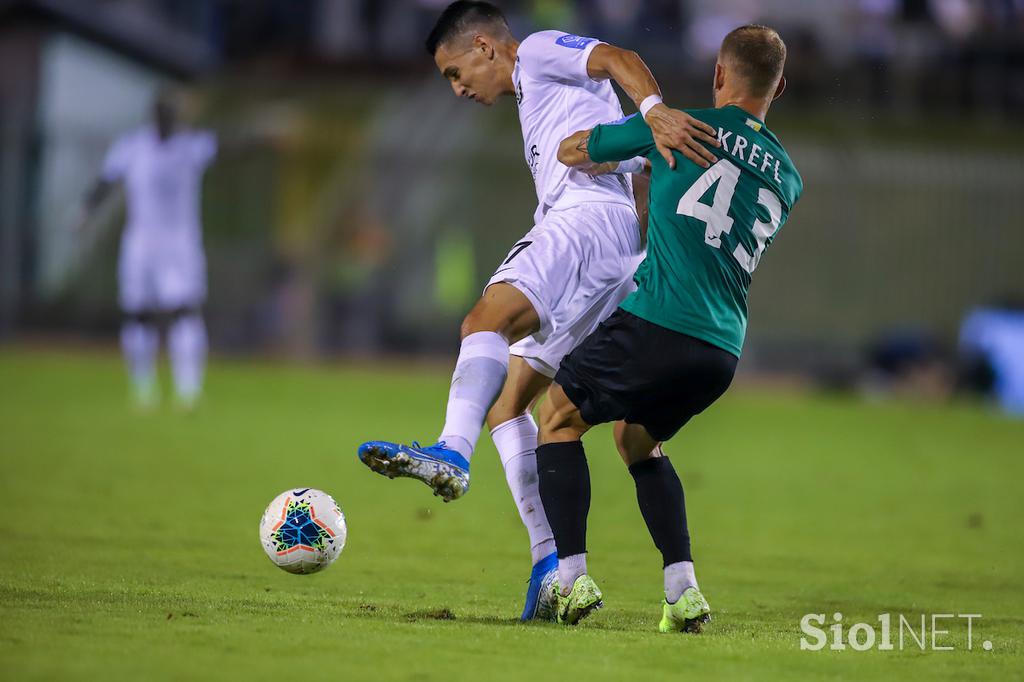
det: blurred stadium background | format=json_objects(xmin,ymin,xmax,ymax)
[{"xmin": 0, "ymin": 0, "xmax": 1022, "ymax": 404}]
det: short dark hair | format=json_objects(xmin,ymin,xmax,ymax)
[
  {"xmin": 719, "ymin": 25, "xmax": 787, "ymax": 98},
  {"xmin": 426, "ymin": 1, "xmax": 511, "ymax": 56}
]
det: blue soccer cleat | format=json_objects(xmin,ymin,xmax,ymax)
[
  {"xmin": 521, "ymin": 551, "xmax": 559, "ymax": 621},
  {"xmin": 358, "ymin": 440, "xmax": 470, "ymax": 502}
]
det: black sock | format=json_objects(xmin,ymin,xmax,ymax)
[
  {"xmin": 629, "ymin": 456, "xmax": 692, "ymax": 566},
  {"xmin": 536, "ymin": 441, "xmax": 590, "ymax": 559}
]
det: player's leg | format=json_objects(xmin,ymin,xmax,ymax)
[
  {"xmin": 119, "ymin": 241, "xmax": 160, "ymax": 409},
  {"xmin": 535, "ymin": 382, "xmax": 604, "ymax": 624},
  {"xmin": 358, "ymin": 239, "xmax": 548, "ymax": 501},
  {"xmin": 612, "ymin": 327, "xmax": 738, "ymax": 632},
  {"xmin": 167, "ymin": 305, "xmax": 207, "ymax": 410},
  {"xmin": 486, "ymin": 355, "xmax": 559, "ymax": 620},
  {"xmin": 613, "ymin": 421, "xmax": 709, "ymax": 633},
  {"xmin": 615, "ymin": 419, "xmax": 695, "ymax": 585},
  {"xmin": 121, "ymin": 309, "xmax": 159, "ymax": 410},
  {"xmin": 155, "ymin": 242, "xmax": 207, "ymax": 410},
  {"xmin": 488, "ymin": 205, "xmax": 640, "ymax": 564},
  {"xmin": 438, "ymin": 282, "xmax": 540, "ymax": 459},
  {"xmin": 615, "ymin": 422, "xmax": 697, "ymax": 589},
  {"xmin": 487, "ymin": 355, "xmax": 556, "ymax": 564}
]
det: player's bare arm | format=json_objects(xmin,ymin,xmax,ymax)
[
  {"xmin": 556, "ymin": 129, "xmax": 613, "ymax": 176},
  {"xmin": 557, "ymin": 129, "xmax": 593, "ymax": 167},
  {"xmin": 73, "ymin": 179, "xmax": 117, "ymax": 233},
  {"xmin": 557, "ymin": 129, "xmax": 651, "ymax": 178},
  {"xmin": 585, "ymin": 44, "xmax": 719, "ymax": 169},
  {"xmin": 84, "ymin": 179, "xmax": 115, "ymax": 211}
]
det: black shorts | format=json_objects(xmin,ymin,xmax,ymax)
[{"xmin": 555, "ymin": 309, "xmax": 738, "ymax": 442}]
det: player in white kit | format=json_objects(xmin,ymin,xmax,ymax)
[
  {"xmin": 82, "ymin": 94, "xmax": 217, "ymax": 410},
  {"xmin": 357, "ymin": 1, "xmax": 718, "ymax": 620}
]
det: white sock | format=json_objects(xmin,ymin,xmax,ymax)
[
  {"xmin": 491, "ymin": 414, "xmax": 556, "ymax": 565},
  {"xmin": 168, "ymin": 313, "xmax": 207, "ymax": 405},
  {"xmin": 121, "ymin": 320, "xmax": 159, "ymax": 397},
  {"xmin": 438, "ymin": 331, "xmax": 509, "ymax": 461},
  {"xmin": 558, "ymin": 553, "xmax": 587, "ymax": 596},
  {"xmin": 664, "ymin": 561, "xmax": 698, "ymax": 603}
]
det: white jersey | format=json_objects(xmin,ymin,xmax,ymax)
[
  {"xmin": 102, "ymin": 126, "xmax": 217, "ymax": 244},
  {"xmin": 103, "ymin": 126, "xmax": 216, "ymax": 311},
  {"xmin": 514, "ymin": 31, "xmax": 635, "ymax": 223}
]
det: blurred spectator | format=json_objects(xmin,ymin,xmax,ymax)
[
  {"xmin": 862, "ymin": 328, "xmax": 952, "ymax": 402},
  {"xmin": 29, "ymin": 0, "xmax": 1016, "ymax": 114},
  {"xmin": 587, "ymin": 0, "xmax": 643, "ymax": 46},
  {"xmin": 686, "ymin": 0, "xmax": 759, "ymax": 60},
  {"xmin": 851, "ymin": 0, "xmax": 900, "ymax": 106},
  {"xmin": 959, "ymin": 301, "xmax": 1024, "ymax": 417}
]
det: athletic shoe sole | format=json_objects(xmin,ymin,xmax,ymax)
[
  {"xmin": 565, "ymin": 598, "xmax": 603, "ymax": 626},
  {"xmin": 359, "ymin": 445, "xmax": 466, "ymax": 502},
  {"xmin": 682, "ymin": 612, "xmax": 711, "ymax": 633}
]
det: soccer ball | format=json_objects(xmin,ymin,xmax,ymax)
[{"xmin": 259, "ymin": 488, "xmax": 347, "ymax": 574}]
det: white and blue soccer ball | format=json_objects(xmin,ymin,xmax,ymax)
[{"xmin": 259, "ymin": 488, "xmax": 347, "ymax": 574}]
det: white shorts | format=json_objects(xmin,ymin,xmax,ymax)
[
  {"xmin": 486, "ymin": 202, "xmax": 643, "ymax": 378},
  {"xmin": 118, "ymin": 234, "xmax": 206, "ymax": 313}
]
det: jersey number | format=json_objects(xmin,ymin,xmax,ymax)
[
  {"xmin": 502, "ymin": 241, "xmax": 533, "ymax": 265},
  {"xmin": 675, "ymin": 159, "xmax": 781, "ymax": 274}
]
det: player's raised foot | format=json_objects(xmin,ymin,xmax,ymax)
[
  {"xmin": 556, "ymin": 574, "xmax": 603, "ymax": 625},
  {"xmin": 520, "ymin": 552, "xmax": 559, "ymax": 621},
  {"xmin": 658, "ymin": 586, "xmax": 712, "ymax": 634},
  {"xmin": 357, "ymin": 440, "xmax": 469, "ymax": 502}
]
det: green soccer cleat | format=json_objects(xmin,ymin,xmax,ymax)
[
  {"xmin": 658, "ymin": 586, "xmax": 712, "ymax": 633},
  {"xmin": 556, "ymin": 575, "xmax": 604, "ymax": 625}
]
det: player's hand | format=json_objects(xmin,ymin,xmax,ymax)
[{"xmin": 645, "ymin": 103, "xmax": 719, "ymax": 170}]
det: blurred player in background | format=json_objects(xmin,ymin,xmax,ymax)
[
  {"xmin": 540, "ymin": 25, "xmax": 802, "ymax": 629},
  {"xmin": 959, "ymin": 300, "xmax": 1024, "ymax": 417},
  {"xmin": 80, "ymin": 92, "xmax": 217, "ymax": 411},
  {"xmin": 358, "ymin": 0, "xmax": 718, "ymax": 621}
]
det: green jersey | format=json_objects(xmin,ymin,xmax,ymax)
[{"xmin": 588, "ymin": 105, "xmax": 803, "ymax": 357}]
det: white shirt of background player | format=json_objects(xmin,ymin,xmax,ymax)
[{"xmin": 101, "ymin": 127, "xmax": 217, "ymax": 242}]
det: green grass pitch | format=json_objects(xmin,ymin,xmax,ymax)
[{"xmin": 1, "ymin": 349, "xmax": 1021, "ymax": 680}]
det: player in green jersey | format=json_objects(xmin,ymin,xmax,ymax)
[{"xmin": 532, "ymin": 25, "xmax": 803, "ymax": 630}]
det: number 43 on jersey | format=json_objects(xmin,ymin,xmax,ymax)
[{"xmin": 676, "ymin": 159, "xmax": 782, "ymax": 274}]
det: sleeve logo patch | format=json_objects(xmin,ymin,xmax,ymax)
[{"xmin": 555, "ymin": 34, "xmax": 596, "ymax": 49}]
